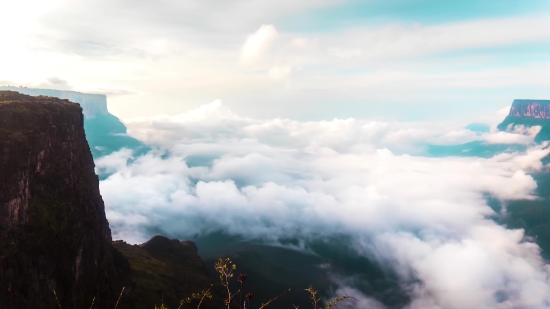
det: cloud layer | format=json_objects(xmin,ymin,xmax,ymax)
[
  {"xmin": 1, "ymin": 1, "xmax": 548, "ymax": 119},
  {"xmin": 98, "ymin": 101, "xmax": 550, "ymax": 308}
]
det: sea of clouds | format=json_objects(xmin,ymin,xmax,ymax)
[{"xmin": 97, "ymin": 101, "xmax": 550, "ymax": 309}]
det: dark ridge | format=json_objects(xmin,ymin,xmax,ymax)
[
  {"xmin": 113, "ymin": 236, "xmax": 225, "ymax": 309},
  {"xmin": 0, "ymin": 91, "xmax": 130, "ymax": 309}
]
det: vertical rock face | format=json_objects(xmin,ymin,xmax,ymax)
[
  {"xmin": 0, "ymin": 91, "xmax": 127, "ymax": 308},
  {"xmin": 508, "ymin": 99, "xmax": 550, "ymax": 119}
]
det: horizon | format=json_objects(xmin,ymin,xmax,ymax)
[
  {"xmin": 1, "ymin": 0, "xmax": 549, "ymax": 121},
  {"xmin": 2, "ymin": 2, "xmax": 550, "ymax": 309}
]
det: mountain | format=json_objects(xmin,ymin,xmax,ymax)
[
  {"xmin": 0, "ymin": 91, "xmax": 229, "ymax": 309},
  {"xmin": 424, "ymin": 99, "xmax": 550, "ymax": 158},
  {"xmin": 0, "ymin": 86, "xmax": 146, "ymax": 158},
  {"xmin": 497, "ymin": 99, "xmax": 550, "ymax": 142},
  {"xmin": 0, "ymin": 91, "xmax": 131, "ymax": 308},
  {"xmin": 113, "ymin": 236, "xmax": 225, "ymax": 309}
]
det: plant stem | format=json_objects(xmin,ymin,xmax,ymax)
[{"xmin": 113, "ymin": 287, "xmax": 125, "ymax": 309}]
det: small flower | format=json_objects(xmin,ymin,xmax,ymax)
[
  {"xmin": 246, "ymin": 293, "xmax": 253, "ymax": 300},
  {"xmin": 238, "ymin": 273, "xmax": 247, "ymax": 283}
]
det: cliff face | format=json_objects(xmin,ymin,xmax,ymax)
[
  {"xmin": 0, "ymin": 91, "xmax": 128, "ymax": 308},
  {"xmin": 0, "ymin": 87, "xmax": 146, "ymax": 158},
  {"xmin": 508, "ymin": 99, "xmax": 550, "ymax": 119},
  {"xmin": 497, "ymin": 99, "xmax": 550, "ymax": 142}
]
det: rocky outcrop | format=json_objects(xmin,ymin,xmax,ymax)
[
  {"xmin": 498, "ymin": 99, "xmax": 550, "ymax": 142},
  {"xmin": 508, "ymin": 99, "xmax": 550, "ymax": 119},
  {"xmin": 0, "ymin": 91, "xmax": 129, "ymax": 308},
  {"xmin": 0, "ymin": 87, "xmax": 108, "ymax": 119},
  {"xmin": 0, "ymin": 87, "xmax": 146, "ymax": 158}
]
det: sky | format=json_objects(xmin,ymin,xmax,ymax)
[
  {"xmin": 4, "ymin": 1, "xmax": 550, "ymax": 307},
  {"xmin": 0, "ymin": 0, "xmax": 549, "ymax": 120}
]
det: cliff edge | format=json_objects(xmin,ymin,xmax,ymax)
[
  {"xmin": 0, "ymin": 91, "xmax": 129, "ymax": 308},
  {"xmin": 497, "ymin": 99, "xmax": 550, "ymax": 142},
  {"xmin": 0, "ymin": 87, "xmax": 107, "ymax": 119},
  {"xmin": 0, "ymin": 87, "xmax": 146, "ymax": 158}
]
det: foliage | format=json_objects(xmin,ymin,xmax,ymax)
[{"xmin": 75, "ymin": 257, "xmax": 358, "ymax": 309}]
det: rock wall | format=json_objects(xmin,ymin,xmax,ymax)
[
  {"xmin": 508, "ymin": 99, "xmax": 550, "ymax": 119},
  {"xmin": 0, "ymin": 91, "xmax": 128, "ymax": 308},
  {"xmin": 498, "ymin": 99, "xmax": 550, "ymax": 142}
]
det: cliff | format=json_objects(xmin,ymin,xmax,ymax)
[
  {"xmin": 0, "ymin": 87, "xmax": 108, "ymax": 119},
  {"xmin": 507, "ymin": 99, "xmax": 550, "ymax": 119},
  {"xmin": 497, "ymin": 99, "xmax": 550, "ymax": 142},
  {"xmin": 0, "ymin": 87, "xmax": 146, "ymax": 158},
  {"xmin": 0, "ymin": 91, "xmax": 129, "ymax": 308}
]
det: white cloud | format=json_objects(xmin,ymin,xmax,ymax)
[
  {"xmin": 240, "ymin": 24, "xmax": 279, "ymax": 63},
  {"xmin": 1, "ymin": 2, "xmax": 548, "ymax": 120},
  {"xmin": 46, "ymin": 76, "xmax": 70, "ymax": 86},
  {"xmin": 332, "ymin": 15, "xmax": 550, "ymax": 61},
  {"xmin": 267, "ymin": 65, "xmax": 292, "ymax": 80},
  {"xmin": 77, "ymin": 85, "xmax": 140, "ymax": 96},
  {"xmin": 99, "ymin": 102, "xmax": 550, "ymax": 307}
]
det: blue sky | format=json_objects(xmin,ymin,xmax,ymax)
[
  {"xmin": 280, "ymin": 0, "xmax": 550, "ymax": 30},
  {"xmin": 0, "ymin": 0, "xmax": 548, "ymax": 121}
]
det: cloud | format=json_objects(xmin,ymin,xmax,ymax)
[
  {"xmin": 99, "ymin": 101, "xmax": 550, "ymax": 307},
  {"xmin": 267, "ymin": 65, "xmax": 292, "ymax": 80},
  {"xmin": 1, "ymin": 1, "xmax": 548, "ymax": 120},
  {"xmin": 373, "ymin": 228, "xmax": 550, "ymax": 309},
  {"xmin": 46, "ymin": 76, "xmax": 70, "ymax": 86},
  {"xmin": 77, "ymin": 86, "xmax": 140, "ymax": 96},
  {"xmin": 240, "ymin": 25, "xmax": 279, "ymax": 63}
]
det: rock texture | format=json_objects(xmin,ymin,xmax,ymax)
[
  {"xmin": 498, "ymin": 99, "xmax": 550, "ymax": 142},
  {"xmin": 508, "ymin": 99, "xmax": 550, "ymax": 119},
  {"xmin": 0, "ymin": 91, "xmax": 129, "ymax": 308}
]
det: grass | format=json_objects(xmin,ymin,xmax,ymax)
[{"xmin": 53, "ymin": 257, "xmax": 358, "ymax": 309}]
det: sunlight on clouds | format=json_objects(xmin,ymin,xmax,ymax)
[
  {"xmin": 1, "ymin": 3, "xmax": 549, "ymax": 119},
  {"xmin": 98, "ymin": 101, "xmax": 550, "ymax": 308},
  {"xmin": 240, "ymin": 24, "xmax": 278, "ymax": 63}
]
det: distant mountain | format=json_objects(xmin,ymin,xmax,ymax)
[
  {"xmin": 425, "ymin": 99, "xmax": 550, "ymax": 158},
  {"xmin": 0, "ymin": 86, "xmax": 147, "ymax": 158},
  {"xmin": 426, "ymin": 99, "xmax": 550, "ymax": 262},
  {"xmin": 497, "ymin": 99, "xmax": 550, "ymax": 142}
]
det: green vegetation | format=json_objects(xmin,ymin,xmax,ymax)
[
  {"xmin": 112, "ymin": 238, "xmax": 224, "ymax": 309},
  {"xmin": 64, "ymin": 256, "xmax": 357, "ymax": 309}
]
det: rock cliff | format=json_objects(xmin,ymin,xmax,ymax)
[
  {"xmin": 0, "ymin": 91, "xmax": 129, "ymax": 308},
  {"xmin": 498, "ymin": 99, "xmax": 550, "ymax": 142},
  {"xmin": 0, "ymin": 87, "xmax": 108, "ymax": 119},
  {"xmin": 507, "ymin": 99, "xmax": 550, "ymax": 119},
  {"xmin": 0, "ymin": 87, "xmax": 146, "ymax": 158}
]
